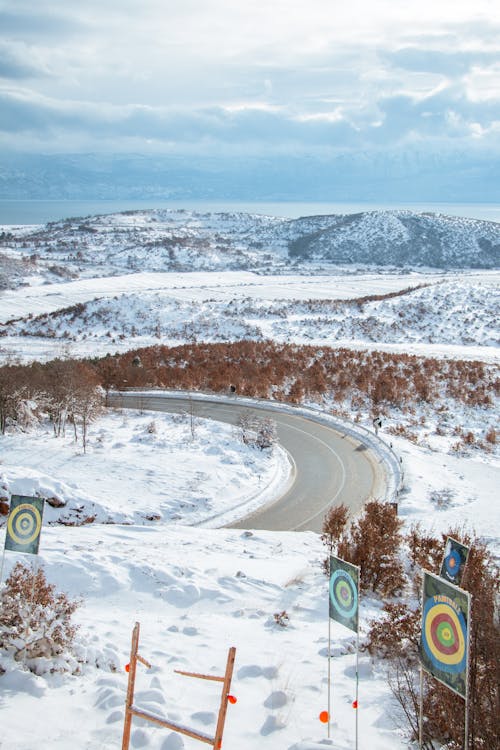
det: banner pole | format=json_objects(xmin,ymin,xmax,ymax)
[
  {"xmin": 355, "ymin": 629, "xmax": 359, "ymax": 750},
  {"xmin": 327, "ymin": 614, "xmax": 331, "ymax": 739},
  {"xmin": 464, "ymin": 591, "xmax": 472, "ymax": 750},
  {"xmin": 418, "ymin": 665, "xmax": 423, "ymax": 749}
]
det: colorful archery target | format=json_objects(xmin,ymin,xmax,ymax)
[
  {"xmin": 329, "ymin": 555, "xmax": 359, "ymax": 633},
  {"xmin": 330, "ymin": 569, "xmax": 358, "ymax": 619},
  {"xmin": 421, "ymin": 599, "xmax": 467, "ymax": 673},
  {"xmin": 440, "ymin": 537, "xmax": 469, "ymax": 586},
  {"xmin": 420, "ymin": 571, "xmax": 470, "ymax": 698},
  {"xmin": 4, "ymin": 495, "xmax": 44, "ymax": 555}
]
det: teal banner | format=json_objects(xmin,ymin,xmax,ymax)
[{"xmin": 329, "ymin": 555, "xmax": 360, "ymax": 633}]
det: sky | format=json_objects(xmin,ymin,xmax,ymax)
[{"xmin": 1, "ymin": 0, "xmax": 499, "ymax": 159}]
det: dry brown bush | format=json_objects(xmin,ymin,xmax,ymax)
[
  {"xmin": 1, "ymin": 342, "xmax": 497, "ymax": 448},
  {"xmin": 320, "ymin": 503, "xmax": 349, "ymax": 575},
  {"xmin": 321, "ymin": 499, "xmax": 405, "ymax": 597},
  {"xmin": 367, "ymin": 531, "xmax": 499, "ymax": 750},
  {"xmin": 485, "ymin": 427, "xmax": 496, "ymax": 444},
  {"xmin": 0, "ymin": 563, "xmax": 80, "ymax": 671},
  {"xmin": 339, "ymin": 500, "xmax": 405, "ymax": 597}
]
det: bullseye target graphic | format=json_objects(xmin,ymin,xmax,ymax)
[
  {"xmin": 422, "ymin": 599, "xmax": 466, "ymax": 673},
  {"xmin": 329, "ymin": 556, "xmax": 359, "ymax": 633},
  {"xmin": 444, "ymin": 550, "xmax": 461, "ymax": 578},
  {"xmin": 439, "ymin": 537, "xmax": 469, "ymax": 586},
  {"xmin": 4, "ymin": 496, "xmax": 44, "ymax": 555},
  {"xmin": 330, "ymin": 570, "xmax": 358, "ymax": 619},
  {"xmin": 420, "ymin": 571, "xmax": 470, "ymax": 698}
]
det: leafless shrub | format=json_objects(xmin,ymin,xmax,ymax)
[
  {"xmin": 429, "ymin": 488, "xmax": 454, "ymax": 509},
  {"xmin": 237, "ymin": 411, "xmax": 277, "ymax": 450}
]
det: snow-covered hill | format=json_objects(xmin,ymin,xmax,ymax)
[
  {"xmin": 286, "ymin": 211, "xmax": 500, "ymax": 267},
  {"xmin": 0, "ymin": 209, "xmax": 498, "ymax": 293},
  {"xmin": 2, "ymin": 277, "xmax": 497, "ymax": 361}
]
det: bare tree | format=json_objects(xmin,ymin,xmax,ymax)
[
  {"xmin": 71, "ymin": 365, "xmax": 103, "ymax": 452},
  {"xmin": 237, "ymin": 411, "xmax": 277, "ymax": 450}
]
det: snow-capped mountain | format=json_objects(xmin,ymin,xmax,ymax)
[{"xmin": 1, "ymin": 149, "xmax": 499, "ymax": 201}]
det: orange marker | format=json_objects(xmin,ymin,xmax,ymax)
[
  {"xmin": 352, "ymin": 700, "xmax": 358, "ymax": 709},
  {"xmin": 227, "ymin": 695, "xmax": 237, "ymax": 704},
  {"xmin": 319, "ymin": 710, "xmax": 329, "ymax": 723},
  {"xmin": 125, "ymin": 663, "xmax": 130, "ymax": 672}
]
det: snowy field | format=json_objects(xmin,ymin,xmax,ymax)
[{"xmin": 0, "ymin": 214, "xmax": 498, "ymax": 749}]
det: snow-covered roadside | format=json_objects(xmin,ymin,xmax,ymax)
[
  {"xmin": 390, "ymin": 434, "xmax": 499, "ymax": 554},
  {"xmin": 0, "ymin": 410, "xmax": 291, "ymax": 529}
]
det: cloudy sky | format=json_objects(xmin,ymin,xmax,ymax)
[{"xmin": 0, "ymin": 0, "xmax": 499, "ymax": 162}]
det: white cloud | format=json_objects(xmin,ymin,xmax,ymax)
[
  {"xmin": 0, "ymin": 1, "xmax": 498, "ymax": 159},
  {"xmin": 464, "ymin": 64, "xmax": 500, "ymax": 102}
]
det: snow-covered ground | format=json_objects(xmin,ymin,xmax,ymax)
[
  {"xmin": 0, "ymin": 411, "xmax": 291, "ymax": 530},
  {"xmin": 0, "ymin": 210, "xmax": 498, "ymax": 749},
  {"xmin": 1, "ymin": 270, "xmax": 499, "ymax": 364},
  {"xmin": 0, "ymin": 402, "xmax": 498, "ymax": 749}
]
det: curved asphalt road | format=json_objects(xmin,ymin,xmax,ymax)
[{"xmin": 107, "ymin": 392, "xmax": 387, "ymax": 533}]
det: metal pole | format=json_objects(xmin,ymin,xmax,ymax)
[
  {"xmin": 355, "ymin": 630, "xmax": 359, "ymax": 750},
  {"xmin": 418, "ymin": 666, "xmax": 423, "ymax": 749},
  {"xmin": 327, "ymin": 615, "xmax": 331, "ymax": 739},
  {"xmin": 21, "ymin": 559, "xmax": 39, "ymax": 670},
  {"xmin": 0, "ymin": 546, "xmax": 7, "ymax": 589},
  {"xmin": 464, "ymin": 687, "xmax": 469, "ymax": 750},
  {"xmin": 464, "ymin": 592, "xmax": 472, "ymax": 750}
]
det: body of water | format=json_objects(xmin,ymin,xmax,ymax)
[{"xmin": 0, "ymin": 199, "xmax": 499, "ymax": 225}]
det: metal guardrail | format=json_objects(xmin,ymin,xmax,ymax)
[{"xmin": 107, "ymin": 388, "xmax": 404, "ymax": 507}]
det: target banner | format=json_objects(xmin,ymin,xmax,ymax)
[
  {"xmin": 329, "ymin": 555, "xmax": 360, "ymax": 633},
  {"xmin": 439, "ymin": 537, "xmax": 469, "ymax": 587},
  {"xmin": 4, "ymin": 495, "xmax": 44, "ymax": 555},
  {"xmin": 420, "ymin": 571, "xmax": 470, "ymax": 698}
]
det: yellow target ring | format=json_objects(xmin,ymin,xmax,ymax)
[
  {"xmin": 424, "ymin": 602, "xmax": 465, "ymax": 667},
  {"xmin": 7, "ymin": 503, "xmax": 42, "ymax": 546}
]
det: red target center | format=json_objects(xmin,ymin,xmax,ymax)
[{"xmin": 430, "ymin": 612, "xmax": 460, "ymax": 655}]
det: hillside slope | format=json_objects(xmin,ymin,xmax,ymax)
[
  {"xmin": 3, "ymin": 279, "xmax": 497, "ymax": 351},
  {"xmin": 0, "ymin": 209, "xmax": 498, "ymax": 292},
  {"xmin": 286, "ymin": 211, "xmax": 500, "ymax": 267}
]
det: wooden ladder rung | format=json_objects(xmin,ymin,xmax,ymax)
[{"xmin": 129, "ymin": 706, "xmax": 214, "ymax": 745}]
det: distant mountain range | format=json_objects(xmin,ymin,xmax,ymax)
[{"xmin": 0, "ymin": 149, "xmax": 499, "ymax": 202}]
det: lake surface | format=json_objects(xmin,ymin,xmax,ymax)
[{"xmin": 0, "ymin": 199, "xmax": 499, "ymax": 225}]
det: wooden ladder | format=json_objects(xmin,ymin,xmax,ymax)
[{"xmin": 122, "ymin": 622, "xmax": 236, "ymax": 749}]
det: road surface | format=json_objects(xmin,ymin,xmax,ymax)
[{"xmin": 107, "ymin": 392, "xmax": 389, "ymax": 533}]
